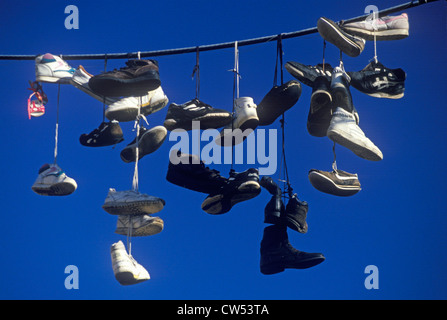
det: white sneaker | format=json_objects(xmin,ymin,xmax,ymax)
[
  {"xmin": 105, "ymin": 86, "xmax": 169, "ymax": 122},
  {"xmin": 216, "ymin": 97, "xmax": 259, "ymax": 146},
  {"xmin": 110, "ymin": 240, "xmax": 150, "ymax": 286},
  {"xmin": 31, "ymin": 163, "xmax": 77, "ymax": 196},
  {"xmin": 35, "ymin": 53, "xmax": 75, "ymax": 84},
  {"xmin": 70, "ymin": 65, "xmax": 117, "ymax": 105},
  {"xmin": 327, "ymin": 107, "xmax": 383, "ymax": 161},
  {"xmin": 115, "ymin": 215, "xmax": 164, "ymax": 237},
  {"xmin": 102, "ymin": 188, "xmax": 165, "ymax": 215}
]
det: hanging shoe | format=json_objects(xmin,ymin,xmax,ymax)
[
  {"xmin": 284, "ymin": 194, "xmax": 308, "ymax": 234},
  {"xmin": 115, "ymin": 215, "xmax": 164, "ymax": 237},
  {"xmin": 110, "ymin": 240, "xmax": 150, "ymax": 285},
  {"xmin": 216, "ymin": 97, "xmax": 259, "ymax": 147},
  {"xmin": 285, "ymin": 61, "xmax": 333, "ymax": 87},
  {"xmin": 260, "ymin": 225, "xmax": 325, "ymax": 275},
  {"xmin": 256, "ymin": 80, "xmax": 302, "ymax": 126},
  {"xmin": 317, "ymin": 17, "xmax": 366, "ymax": 57},
  {"xmin": 106, "ymin": 86, "xmax": 169, "ymax": 122},
  {"xmin": 163, "ymin": 99, "xmax": 232, "ymax": 131},
  {"xmin": 35, "ymin": 53, "xmax": 75, "ymax": 84},
  {"xmin": 307, "ymin": 76, "xmax": 333, "ymax": 137},
  {"xmin": 79, "ymin": 120, "xmax": 124, "ymax": 147},
  {"xmin": 201, "ymin": 168, "xmax": 261, "ymax": 215},
  {"xmin": 347, "ymin": 60, "xmax": 406, "ymax": 99},
  {"xmin": 341, "ymin": 13, "xmax": 409, "ymax": 41},
  {"xmin": 102, "ymin": 188, "xmax": 165, "ymax": 215},
  {"xmin": 166, "ymin": 150, "xmax": 227, "ymax": 194},
  {"xmin": 120, "ymin": 125, "xmax": 167, "ymax": 163},
  {"xmin": 308, "ymin": 168, "xmax": 361, "ymax": 196},
  {"xmin": 260, "ymin": 176, "xmax": 284, "ymax": 224},
  {"xmin": 89, "ymin": 59, "xmax": 161, "ymax": 97},
  {"xmin": 31, "ymin": 163, "xmax": 77, "ymax": 196},
  {"xmin": 27, "ymin": 91, "xmax": 46, "ymax": 119}
]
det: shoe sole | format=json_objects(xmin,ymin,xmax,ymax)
[
  {"xmin": 120, "ymin": 126, "xmax": 167, "ymax": 163},
  {"xmin": 32, "ymin": 182, "xmax": 77, "ymax": 196},
  {"xmin": 342, "ymin": 27, "xmax": 409, "ymax": 41},
  {"xmin": 115, "ymin": 219, "xmax": 164, "ymax": 237},
  {"xmin": 114, "ymin": 271, "xmax": 148, "ymax": 285},
  {"xmin": 317, "ymin": 18, "xmax": 363, "ymax": 57},
  {"xmin": 163, "ymin": 113, "xmax": 232, "ymax": 131},
  {"xmin": 308, "ymin": 171, "xmax": 361, "ymax": 197},
  {"xmin": 260, "ymin": 255, "xmax": 325, "ymax": 275},
  {"xmin": 36, "ymin": 76, "xmax": 72, "ymax": 84},
  {"xmin": 103, "ymin": 200, "xmax": 165, "ymax": 215}
]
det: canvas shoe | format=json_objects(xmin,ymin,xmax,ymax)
[
  {"xmin": 285, "ymin": 61, "xmax": 333, "ymax": 87},
  {"xmin": 163, "ymin": 99, "xmax": 232, "ymax": 131},
  {"xmin": 166, "ymin": 149, "xmax": 227, "ymax": 194},
  {"xmin": 317, "ymin": 17, "xmax": 366, "ymax": 57},
  {"xmin": 106, "ymin": 86, "xmax": 169, "ymax": 122},
  {"xmin": 347, "ymin": 60, "xmax": 406, "ymax": 99},
  {"xmin": 327, "ymin": 107, "xmax": 383, "ymax": 161},
  {"xmin": 102, "ymin": 188, "xmax": 165, "ymax": 215},
  {"xmin": 341, "ymin": 13, "xmax": 409, "ymax": 41},
  {"xmin": 115, "ymin": 215, "xmax": 164, "ymax": 237},
  {"xmin": 216, "ymin": 97, "xmax": 259, "ymax": 147},
  {"xmin": 89, "ymin": 59, "xmax": 160, "ymax": 97},
  {"xmin": 201, "ymin": 168, "xmax": 261, "ymax": 215},
  {"xmin": 307, "ymin": 76, "xmax": 333, "ymax": 137},
  {"xmin": 308, "ymin": 168, "xmax": 361, "ymax": 196},
  {"xmin": 31, "ymin": 163, "xmax": 77, "ymax": 196},
  {"xmin": 120, "ymin": 125, "xmax": 167, "ymax": 163},
  {"xmin": 256, "ymin": 80, "xmax": 302, "ymax": 126},
  {"xmin": 79, "ymin": 120, "xmax": 124, "ymax": 147},
  {"xmin": 110, "ymin": 240, "xmax": 150, "ymax": 285},
  {"xmin": 35, "ymin": 53, "xmax": 75, "ymax": 84}
]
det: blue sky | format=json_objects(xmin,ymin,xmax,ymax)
[{"xmin": 0, "ymin": 0, "xmax": 446, "ymax": 300}]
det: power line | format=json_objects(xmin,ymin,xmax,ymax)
[{"xmin": 0, "ymin": 0, "xmax": 440, "ymax": 61}]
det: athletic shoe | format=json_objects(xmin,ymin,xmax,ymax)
[
  {"xmin": 102, "ymin": 188, "xmax": 165, "ymax": 215},
  {"xmin": 31, "ymin": 163, "xmax": 77, "ymax": 196},
  {"xmin": 106, "ymin": 86, "xmax": 169, "ymax": 122},
  {"xmin": 260, "ymin": 225, "xmax": 325, "ymax": 275},
  {"xmin": 307, "ymin": 76, "xmax": 333, "ymax": 137},
  {"xmin": 163, "ymin": 99, "xmax": 232, "ymax": 131},
  {"xmin": 285, "ymin": 61, "xmax": 333, "ymax": 87},
  {"xmin": 89, "ymin": 59, "xmax": 160, "ymax": 97},
  {"xmin": 27, "ymin": 91, "xmax": 46, "ymax": 119},
  {"xmin": 111, "ymin": 240, "xmax": 150, "ymax": 285},
  {"xmin": 256, "ymin": 80, "xmax": 302, "ymax": 126},
  {"xmin": 35, "ymin": 53, "xmax": 75, "ymax": 84},
  {"xmin": 308, "ymin": 168, "xmax": 361, "ymax": 196},
  {"xmin": 341, "ymin": 13, "xmax": 409, "ymax": 41},
  {"xmin": 216, "ymin": 97, "xmax": 259, "ymax": 147},
  {"xmin": 317, "ymin": 17, "xmax": 366, "ymax": 57},
  {"xmin": 120, "ymin": 125, "xmax": 167, "ymax": 163},
  {"xmin": 115, "ymin": 215, "xmax": 164, "ymax": 237},
  {"xmin": 166, "ymin": 150, "xmax": 227, "ymax": 194},
  {"xmin": 70, "ymin": 65, "xmax": 117, "ymax": 105},
  {"xmin": 347, "ymin": 60, "xmax": 406, "ymax": 99},
  {"xmin": 79, "ymin": 120, "xmax": 124, "ymax": 147},
  {"xmin": 201, "ymin": 168, "xmax": 261, "ymax": 215},
  {"xmin": 330, "ymin": 66, "xmax": 354, "ymax": 113},
  {"xmin": 284, "ymin": 194, "xmax": 308, "ymax": 234},
  {"xmin": 327, "ymin": 107, "xmax": 383, "ymax": 161}
]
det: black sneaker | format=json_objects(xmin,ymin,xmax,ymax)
[
  {"xmin": 201, "ymin": 168, "xmax": 261, "ymax": 215},
  {"xmin": 89, "ymin": 59, "xmax": 161, "ymax": 97},
  {"xmin": 79, "ymin": 121, "xmax": 124, "ymax": 147},
  {"xmin": 330, "ymin": 66, "xmax": 354, "ymax": 113},
  {"xmin": 317, "ymin": 17, "xmax": 366, "ymax": 57},
  {"xmin": 260, "ymin": 225, "xmax": 325, "ymax": 275},
  {"xmin": 347, "ymin": 60, "xmax": 406, "ymax": 99},
  {"xmin": 285, "ymin": 61, "xmax": 333, "ymax": 87},
  {"xmin": 166, "ymin": 150, "xmax": 227, "ymax": 194},
  {"xmin": 307, "ymin": 76, "xmax": 333, "ymax": 137},
  {"xmin": 256, "ymin": 80, "xmax": 302, "ymax": 126},
  {"xmin": 163, "ymin": 99, "xmax": 232, "ymax": 131},
  {"xmin": 120, "ymin": 125, "xmax": 167, "ymax": 163},
  {"xmin": 308, "ymin": 168, "xmax": 361, "ymax": 196}
]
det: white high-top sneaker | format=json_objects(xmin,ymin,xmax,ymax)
[
  {"xmin": 31, "ymin": 163, "xmax": 77, "ymax": 196},
  {"xmin": 327, "ymin": 107, "xmax": 383, "ymax": 161},
  {"xmin": 35, "ymin": 53, "xmax": 75, "ymax": 84},
  {"xmin": 115, "ymin": 215, "xmax": 164, "ymax": 237},
  {"xmin": 110, "ymin": 241, "xmax": 150, "ymax": 286},
  {"xmin": 216, "ymin": 97, "xmax": 258, "ymax": 146}
]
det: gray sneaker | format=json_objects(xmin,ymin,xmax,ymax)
[
  {"xmin": 115, "ymin": 215, "xmax": 164, "ymax": 237},
  {"xmin": 309, "ymin": 168, "xmax": 361, "ymax": 196}
]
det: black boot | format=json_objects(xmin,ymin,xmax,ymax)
[
  {"xmin": 285, "ymin": 193, "xmax": 308, "ymax": 234},
  {"xmin": 264, "ymin": 194, "xmax": 285, "ymax": 225},
  {"xmin": 260, "ymin": 225, "xmax": 325, "ymax": 275}
]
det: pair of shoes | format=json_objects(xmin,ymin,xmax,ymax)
[
  {"xmin": 111, "ymin": 240, "xmax": 150, "ymax": 285},
  {"xmin": 260, "ymin": 177, "xmax": 308, "ymax": 234},
  {"xmin": 308, "ymin": 168, "xmax": 361, "ymax": 196},
  {"xmin": 201, "ymin": 168, "xmax": 261, "ymax": 215},
  {"xmin": 79, "ymin": 120, "xmax": 124, "ymax": 147},
  {"xmin": 260, "ymin": 225, "xmax": 325, "ymax": 275},
  {"xmin": 120, "ymin": 125, "xmax": 167, "ymax": 163},
  {"xmin": 216, "ymin": 97, "xmax": 259, "ymax": 147},
  {"xmin": 166, "ymin": 150, "xmax": 227, "ymax": 194},
  {"xmin": 164, "ymin": 99, "xmax": 232, "ymax": 131},
  {"xmin": 102, "ymin": 188, "xmax": 165, "ymax": 216},
  {"xmin": 31, "ymin": 163, "xmax": 77, "ymax": 196}
]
